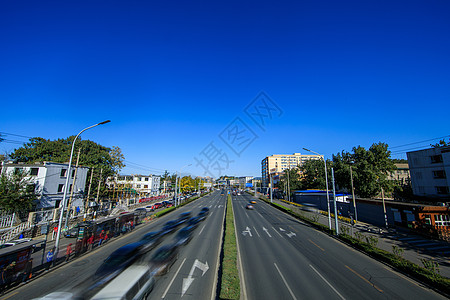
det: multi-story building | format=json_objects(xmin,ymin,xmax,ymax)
[
  {"xmin": 407, "ymin": 147, "xmax": 450, "ymax": 200},
  {"xmin": 388, "ymin": 163, "xmax": 410, "ymax": 184},
  {"xmin": 1, "ymin": 161, "xmax": 89, "ymax": 210},
  {"xmin": 261, "ymin": 153, "xmax": 321, "ymax": 187},
  {"xmin": 111, "ymin": 174, "xmax": 161, "ymax": 196},
  {"xmin": 238, "ymin": 176, "xmax": 254, "ymax": 188}
]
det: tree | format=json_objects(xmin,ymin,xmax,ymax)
[
  {"xmin": 180, "ymin": 176, "xmax": 195, "ymax": 192},
  {"xmin": 275, "ymin": 167, "xmax": 303, "ymax": 195},
  {"xmin": 300, "ymin": 159, "xmax": 331, "ymax": 190},
  {"xmin": 0, "ymin": 169, "xmax": 38, "ymax": 212},
  {"xmin": 431, "ymin": 138, "xmax": 449, "ymax": 148},
  {"xmin": 9, "ymin": 136, "xmax": 125, "ymax": 198},
  {"xmin": 332, "ymin": 143, "xmax": 396, "ymax": 198}
]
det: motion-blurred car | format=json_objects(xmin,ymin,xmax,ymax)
[
  {"xmin": 250, "ymin": 200, "xmax": 257, "ymax": 204},
  {"xmin": 174, "ymin": 226, "xmax": 194, "ymax": 246},
  {"xmin": 187, "ymin": 217, "xmax": 201, "ymax": 229},
  {"xmin": 246, "ymin": 204, "xmax": 254, "ymax": 210},
  {"xmin": 94, "ymin": 242, "xmax": 143, "ymax": 279},
  {"xmin": 177, "ymin": 212, "xmax": 192, "ymax": 224},
  {"xmin": 197, "ymin": 207, "xmax": 209, "ymax": 221},
  {"xmin": 138, "ymin": 231, "xmax": 162, "ymax": 252},
  {"xmin": 150, "ymin": 244, "xmax": 179, "ymax": 275},
  {"xmin": 160, "ymin": 220, "xmax": 179, "ymax": 236}
]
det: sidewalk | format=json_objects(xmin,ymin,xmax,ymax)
[{"xmin": 266, "ymin": 196, "xmax": 450, "ymax": 278}]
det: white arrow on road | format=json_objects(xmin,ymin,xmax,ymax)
[
  {"xmin": 279, "ymin": 227, "xmax": 286, "ymax": 232},
  {"xmin": 182, "ymin": 259, "xmax": 209, "ymax": 296},
  {"xmin": 242, "ymin": 226, "xmax": 252, "ymax": 237},
  {"xmin": 262, "ymin": 227, "xmax": 272, "ymax": 237},
  {"xmin": 286, "ymin": 231, "xmax": 296, "ymax": 238}
]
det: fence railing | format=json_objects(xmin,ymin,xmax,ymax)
[
  {"xmin": 0, "ymin": 213, "xmax": 15, "ymax": 228},
  {"xmin": 0, "ymin": 221, "xmax": 31, "ymax": 244}
]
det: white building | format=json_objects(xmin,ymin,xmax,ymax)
[
  {"xmin": 111, "ymin": 174, "xmax": 161, "ymax": 196},
  {"xmin": 239, "ymin": 176, "xmax": 254, "ymax": 188},
  {"xmin": 407, "ymin": 147, "xmax": 450, "ymax": 199},
  {"xmin": 1, "ymin": 162, "xmax": 89, "ymax": 210}
]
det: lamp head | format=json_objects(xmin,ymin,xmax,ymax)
[{"xmin": 98, "ymin": 120, "xmax": 111, "ymax": 125}]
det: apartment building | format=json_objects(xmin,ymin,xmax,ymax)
[
  {"xmin": 1, "ymin": 161, "xmax": 89, "ymax": 209},
  {"xmin": 261, "ymin": 153, "xmax": 321, "ymax": 187},
  {"xmin": 407, "ymin": 147, "xmax": 450, "ymax": 199},
  {"xmin": 111, "ymin": 174, "xmax": 161, "ymax": 195}
]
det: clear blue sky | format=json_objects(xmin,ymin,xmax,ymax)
[{"xmin": 1, "ymin": 1, "xmax": 449, "ymax": 178}]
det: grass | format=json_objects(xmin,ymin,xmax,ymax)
[{"xmin": 219, "ymin": 194, "xmax": 240, "ymax": 300}]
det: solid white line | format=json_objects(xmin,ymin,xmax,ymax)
[
  {"xmin": 253, "ymin": 226, "xmax": 260, "ymax": 237},
  {"xmin": 272, "ymin": 226, "xmax": 283, "ymax": 237},
  {"xmin": 198, "ymin": 224, "xmax": 206, "ymax": 235},
  {"xmin": 310, "ymin": 265, "xmax": 345, "ymax": 300},
  {"xmin": 244, "ymin": 211, "xmax": 249, "ymax": 218},
  {"xmin": 162, "ymin": 257, "xmax": 186, "ymax": 298},
  {"xmin": 274, "ymin": 263, "xmax": 297, "ymax": 300},
  {"xmin": 210, "ymin": 195, "xmax": 227, "ymax": 300}
]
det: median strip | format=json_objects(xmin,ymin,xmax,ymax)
[{"xmin": 219, "ymin": 194, "xmax": 240, "ymax": 300}]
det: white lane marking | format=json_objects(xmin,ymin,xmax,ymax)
[
  {"xmin": 286, "ymin": 232, "xmax": 296, "ymax": 238},
  {"xmin": 253, "ymin": 226, "xmax": 261, "ymax": 237},
  {"xmin": 244, "ymin": 211, "xmax": 249, "ymax": 218},
  {"xmin": 274, "ymin": 263, "xmax": 297, "ymax": 300},
  {"xmin": 263, "ymin": 227, "xmax": 272, "ymax": 237},
  {"xmin": 242, "ymin": 227, "xmax": 252, "ymax": 237},
  {"xmin": 256, "ymin": 211, "xmax": 264, "ymax": 218},
  {"xmin": 310, "ymin": 265, "xmax": 345, "ymax": 300},
  {"xmin": 182, "ymin": 259, "xmax": 209, "ymax": 296},
  {"xmin": 198, "ymin": 224, "xmax": 206, "ymax": 236},
  {"xmin": 272, "ymin": 226, "xmax": 283, "ymax": 237},
  {"xmin": 162, "ymin": 257, "xmax": 186, "ymax": 298}
]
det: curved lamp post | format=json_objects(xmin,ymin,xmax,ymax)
[
  {"xmin": 53, "ymin": 120, "xmax": 110, "ymax": 261},
  {"xmin": 303, "ymin": 148, "xmax": 332, "ymax": 230}
]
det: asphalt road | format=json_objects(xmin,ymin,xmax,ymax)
[
  {"xmin": 233, "ymin": 192, "xmax": 447, "ymax": 300},
  {"xmin": 2, "ymin": 191, "xmax": 224, "ymax": 300},
  {"xmin": 150, "ymin": 190, "xmax": 226, "ymax": 299}
]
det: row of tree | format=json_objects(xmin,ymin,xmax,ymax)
[{"xmin": 275, "ymin": 142, "xmax": 400, "ymax": 199}]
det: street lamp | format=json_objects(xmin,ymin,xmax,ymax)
[
  {"xmin": 54, "ymin": 120, "xmax": 110, "ymax": 262},
  {"xmin": 175, "ymin": 163, "xmax": 191, "ymax": 206},
  {"xmin": 303, "ymin": 148, "xmax": 332, "ymax": 230}
]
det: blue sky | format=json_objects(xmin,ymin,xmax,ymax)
[{"xmin": 1, "ymin": 1, "xmax": 449, "ymax": 178}]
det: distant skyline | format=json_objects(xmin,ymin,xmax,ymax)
[{"xmin": 1, "ymin": 1, "xmax": 449, "ymax": 178}]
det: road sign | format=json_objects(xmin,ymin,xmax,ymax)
[{"xmin": 246, "ymin": 183, "xmax": 253, "ymax": 187}]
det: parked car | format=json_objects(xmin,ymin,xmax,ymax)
[
  {"xmin": 94, "ymin": 242, "xmax": 143, "ymax": 279},
  {"xmin": 150, "ymin": 244, "xmax": 179, "ymax": 275},
  {"xmin": 64, "ymin": 227, "xmax": 79, "ymax": 238},
  {"xmin": 145, "ymin": 205, "xmax": 155, "ymax": 212}
]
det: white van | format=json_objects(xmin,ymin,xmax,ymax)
[{"xmin": 91, "ymin": 265, "xmax": 155, "ymax": 300}]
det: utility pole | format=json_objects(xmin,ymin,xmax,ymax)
[
  {"xmin": 65, "ymin": 148, "xmax": 81, "ymax": 229},
  {"xmin": 95, "ymin": 168, "xmax": 103, "ymax": 217},
  {"xmin": 287, "ymin": 160, "xmax": 291, "ymax": 202},
  {"xmin": 270, "ymin": 173, "xmax": 273, "ymax": 203},
  {"xmin": 332, "ymin": 168, "xmax": 339, "ymax": 235},
  {"xmin": 83, "ymin": 167, "xmax": 94, "ymax": 221},
  {"xmin": 349, "ymin": 165, "xmax": 358, "ymax": 222},
  {"xmin": 382, "ymin": 187, "xmax": 388, "ymax": 229}
]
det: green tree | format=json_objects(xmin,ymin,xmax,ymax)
[
  {"xmin": 333, "ymin": 142, "xmax": 396, "ymax": 198},
  {"xmin": 431, "ymin": 138, "xmax": 449, "ymax": 148},
  {"xmin": 0, "ymin": 169, "xmax": 38, "ymax": 212},
  {"xmin": 180, "ymin": 176, "xmax": 195, "ymax": 192},
  {"xmin": 300, "ymin": 159, "xmax": 331, "ymax": 190}
]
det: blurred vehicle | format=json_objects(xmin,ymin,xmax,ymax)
[
  {"xmin": 94, "ymin": 242, "xmax": 143, "ymax": 279},
  {"xmin": 177, "ymin": 212, "xmax": 192, "ymax": 224},
  {"xmin": 250, "ymin": 200, "xmax": 257, "ymax": 204},
  {"xmin": 138, "ymin": 231, "xmax": 162, "ymax": 252},
  {"xmin": 187, "ymin": 217, "xmax": 201, "ymax": 229},
  {"xmin": 32, "ymin": 292, "xmax": 74, "ymax": 300},
  {"xmin": 246, "ymin": 204, "xmax": 254, "ymax": 210},
  {"xmin": 197, "ymin": 207, "xmax": 209, "ymax": 221},
  {"xmin": 91, "ymin": 265, "xmax": 155, "ymax": 300},
  {"xmin": 160, "ymin": 220, "xmax": 179, "ymax": 236},
  {"xmin": 150, "ymin": 244, "xmax": 179, "ymax": 275},
  {"xmin": 2, "ymin": 238, "xmax": 33, "ymax": 247},
  {"xmin": 174, "ymin": 226, "xmax": 194, "ymax": 246},
  {"xmin": 145, "ymin": 205, "xmax": 155, "ymax": 212}
]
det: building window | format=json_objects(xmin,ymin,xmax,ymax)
[
  {"xmin": 433, "ymin": 170, "xmax": 446, "ymax": 179},
  {"xmin": 30, "ymin": 168, "xmax": 39, "ymax": 176},
  {"xmin": 145, "ymin": 178, "xmax": 149, "ymax": 181},
  {"xmin": 58, "ymin": 184, "xmax": 64, "ymax": 193},
  {"xmin": 424, "ymin": 214, "xmax": 431, "ymax": 225},
  {"xmin": 434, "ymin": 215, "xmax": 450, "ymax": 227},
  {"xmin": 69, "ymin": 184, "xmax": 73, "ymax": 192},
  {"xmin": 144, "ymin": 185, "xmax": 148, "ymax": 188},
  {"xmin": 430, "ymin": 155, "xmax": 443, "ymax": 163},
  {"xmin": 436, "ymin": 186, "xmax": 449, "ymax": 194},
  {"xmin": 60, "ymin": 169, "xmax": 67, "ymax": 177},
  {"xmin": 72, "ymin": 169, "xmax": 76, "ymax": 178}
]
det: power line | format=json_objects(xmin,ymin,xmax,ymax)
[
  {"xmin": 0, "ymin": 132, "xmax": 33, "ymax": 139},
  {"xmin": 389, "ymin": 135, "xmax": 449, "ymax": 149}
]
